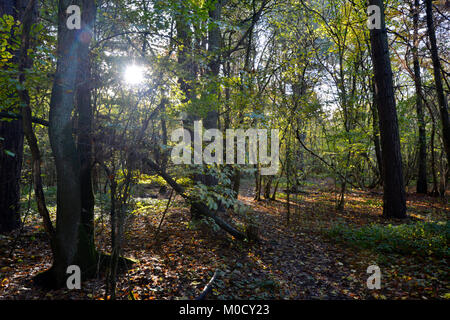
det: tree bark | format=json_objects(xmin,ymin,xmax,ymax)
[
  {"xmin": 0, "ymin": 0, "xmax": 24, "ymax": 233},
  {"xmin": 413, "ymin": 0, "xmax": 428, "ymax": 194},
  {"xmin": 369, "ymin": 0, "xmax": 407, "ymax": 218},
  {"xmin": 191, "ymin": 0, "xmax": 223, "ymax": 211},
  {"xmin": 428, "ymin": 106, "xmax": 439, "ymax": 195},
  {"xmin": 38, "ymin": 0, "xmax": 84, "ymax": 288},
  {"xmin": 371, "ymin": 78, "xmax": 383, "ymax": 184},
  {"xmin": 0, "ymin": 120, "xmax": 23, "ymax": 233},
  {"xmin": 17, "ymin": 0, "xmax": 56, "ymax": 246},
  {"xmin": 425, "ymin": 0, "xmax": 450, "ymax": 173},
  {"xmin": 74, "ymin": 0, "xmax": 98, "ymax": 276}
]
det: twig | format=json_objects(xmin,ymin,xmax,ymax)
[
  {"xmin": 0, "ymin": 112, "xmax": 49, "ymax": 126},
  {"xmin": 295, "ymin": 129, "xmax": 358, "ymax": 189},
  {"xmin": 154, "ymin": 188, "xmax": 174, "ymax": 244},
  {"xmin": 195, "ymin": 270, "xmax": 218, "ymax": 300}
]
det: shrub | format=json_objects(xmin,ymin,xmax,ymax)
[{"xmin": 326, "ymin": 221, "xmax": 449, "ymax": 258}]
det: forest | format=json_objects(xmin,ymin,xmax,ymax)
[{"xmin": 0, "ymin": 0, "xmax": 448, "ymax": 302}]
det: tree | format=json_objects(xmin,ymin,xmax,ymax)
[
  {"xmin": 17, "ymin": 0, "xmax": 56, "ymax": 244},
  {"xmin": 368, "ymin": 0, "xmax": 407, "ymax": 218},
  {"xmin": 412, "ymin": 0, "xmax": 427, "ymax": 194},
  {"xmin": 74, "ymin": 0, "xmax": 98, "ymax": 277},
  {"xmin": 175, "ymin": 0, "xmax": 222, "ymax": 217},
  {"xmin": 0, "ymin": 0, "xmax": 24, "ymax": 233},
  {"xmin": 424, "ymin": 0, "xmax": 450, "ymax": 179},
  {"xmin": 37, "ymin": 0, "xmax": 85, "ymax": 288}
]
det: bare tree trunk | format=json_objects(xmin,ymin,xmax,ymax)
[
  {"xmin": 254, "ymin": 165, "xmax": 261, "ymax": 201},
  {"xmin": 17, "ymin": 0, "xmax": 56, "ymax": 246},
  {"xmin": 271, "ymin": 162, "xmax": 285, "ymax": 201},
  {"xmin": 430, "ymin": 116, "xmax": 439, "ymax": 195},
  {"xmin": 37, "ymin": 0, "xmax": 84, "ymax": 288},
  {"xmin": 160, "ymin": 98, "xmax": 169, "ymax": 173},
  {"xmin": 0, "ymin": 0, "xmax": 24, "ymax": 233},
  {"xmin": 192, "ymin": 0, "xmax": 223, "ymax": 211},
  {"xmin": 0, "ymin": 120, "xmax": 23, "ymax": 233},
  {"xmin": 425, "ymin": 0, "xmax": 450, "ymax": 171},
  {"xmin": 74, "ymin": 0, "xmax": 98, "ymax": 276},
  {"xmin": 423, "ymin": 97, "xmax": 439, "ymax": 195},
  {"xmin": 263, "ymin": 176, "xmax": 273, "ymax": 199},
  {"xmin": 370, "ymin": 79, "xmax": 383, "ymax": 185},
  {"xmin": 369, "ymin": 0, "xmax": 407, "ymax": 218},
  {"xmin": 413, "ymin": 0, "xmax": 427, "ymax": 194},
  {"xmin": 231, "ymin": 167, "xmax": 240, "ymax": 195}
]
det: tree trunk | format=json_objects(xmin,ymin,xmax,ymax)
[
  {"xmin": 17, "ymin": 0, "xmax": 56, "ymax": 247},
  {"xmin": 160, "ymin": 98, "xmax": 169, "ymax": 172},
  {"xmin": 430, "ymin": 114, "xmax": 439, "ymax": 195},
  {"xmin": 0, "ymin": 0, "xmax": 24, "ymax": 233},
  {"xmin": 425, "ymin": 0, "xmax": 450, "ymax": 172},
  {"xmin": 232, "ymin": 167, "xmax": 241, "ymax": 196},
  {"xmin": 74, "ymin": 0, "xmax": 98, "ymax": 276},
  {"xmin": 422, "ymin": 95, "xmax": 439, "ymax": 195},
  {"xmin": 38, "ymin": 0, "xmax": 84, "ymax": 288},
  {"xmin": 174, "ymin": 3, "xmax": 200, "ymax": 218},
  {"xmin": 254, "ymin": 165, "xmax": 261, "ymax": 201},
  {"xmin": 193, "ymin": 0, "xmax": 223, "ymax": 206},
  {"xmin": 0, "ymin": 120, "xmax": 23, "ymax": 233},
  {"xmin": 263, "ymin": 176, "xmax": 273, "ymax": 199},
  {"xmin": 413, "ymin": 0, "xmax": 427, "ymax": 194},
  {"xmin": 371, "ymin": 79, "xmax": 383, "ymax": 184},
  {"xmin": 369, "ymin": 0, "xmax": 407, "ymax": 218}
]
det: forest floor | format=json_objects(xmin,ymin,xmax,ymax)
[{"xmin": 0, "ymin": 180, "xmax": 448, "ymax": 300}]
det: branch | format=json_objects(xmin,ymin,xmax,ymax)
[
  {"xmin": 92, "ymin": 31, "xmax": 179, "ymax": 50},
  {"xmin": 221, "ymin": 0, "xmax": 269, "ymax": 60},
  {"xmin": 295, "ymin": 129, "xmax": 358, "ymax": 189},
  {"xmin": 154, "ymin": 188, "xmax": 174, "ymax": 243},
  {"xmin": 195, "ymin": 270, "xmax": 218, "ymax": 300},
  {"xmin": 0, "ymin": 111, "xmax": 49, "ymax": 126}
]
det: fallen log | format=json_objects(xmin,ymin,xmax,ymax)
[{"xmin": 144, "ymin": 158, "xmax": 246, "ymax": 240}]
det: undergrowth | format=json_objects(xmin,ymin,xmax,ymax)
[{"xmin": 325, "ymin": 221, "xmax": 449, "ymax": 258}]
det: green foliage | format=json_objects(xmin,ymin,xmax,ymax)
[
  {"xmin": 139, "ymin": 174, "xmax": 190, "ymax": 188},
  {"xmin": 190, "ymin": 166, "xmax": 237, "ymax": 211},
  {"xmin": 0, "ymin": 13, "xmax": 54, "ymax": 118},
  {"xmin": 326, "ymin": 221, "xmax": 449, "ymax": 258},
  {"xmin": 132, "ymin": 197, "xmax": 171, "ymax": 216},
  {"xmin": 0, "ymin": 14, "xmax": 21, "ymax": 113},
  {"xmin": 139, "ymin": 174, "xmax": 168, "ymax": 187}
]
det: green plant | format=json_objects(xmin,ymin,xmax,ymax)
[{"xmin": 326, "ymin": 221, "xmax": 449, "ymax": 258}]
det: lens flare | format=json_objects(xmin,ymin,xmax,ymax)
[{"xmin": 124, "ymin": 64, "xmax": 145, "ymax": 85}]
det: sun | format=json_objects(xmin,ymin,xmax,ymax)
[{"xmin": 124, "ymin": 64, "xmax": 145, "ymax": 85}]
